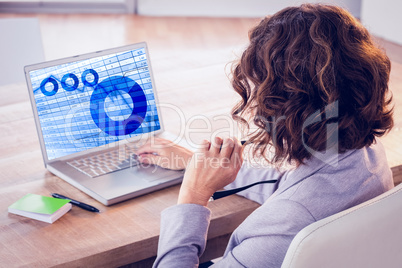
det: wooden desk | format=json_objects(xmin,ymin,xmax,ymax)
[
  {"xmin": 0, "ymin": 51, "xmax": 261, "ymax": 267},
  {"xmin": 1, "ymin": 14, "xmax": 402, "ymax": 267},
  {"xmin": 0, "ymin": 173, "xmax": 259, "ymax": 267},
  {"xmin": 0, "ymin": 75, "xmax": 260, "ymax": 266},
  {"xmin": 0, "ymin": 16, "xmax": 262, "ymax": 266}
]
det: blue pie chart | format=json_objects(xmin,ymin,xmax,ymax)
[{"xmin": 90, "ymin": 76, "xmax": 148, "ymax": 136}]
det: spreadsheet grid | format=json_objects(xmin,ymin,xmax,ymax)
[{"xmin": 30, "ymin": 47, "xmax": 161, "ymax": 160}]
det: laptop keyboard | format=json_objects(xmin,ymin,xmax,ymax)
[{"xmin": 67, "ymin": 147, "xmax": 139, "ymax": 178}]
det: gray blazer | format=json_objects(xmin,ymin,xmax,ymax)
[{"xmin": 153, "ymin": 140, "xmax": 393, "ymax": 267}]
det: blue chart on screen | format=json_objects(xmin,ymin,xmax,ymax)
[
  {"xmin": 82, "ymin": 69, "xmax": 99, "ymax": 87},
  {"xmin": 29, "ymin": 47, "xmax": 161, "ymax": 160},
  {"xmin": 61, "ymin": 73, "xmax": 79, "ymax": 91},
  {"xmin": 40, "ymin": 77, "xmax": 59, "ymax": 96},
  {"xmin": 90, "ymin": 76, "xmax": 147, "ymax": 136}
]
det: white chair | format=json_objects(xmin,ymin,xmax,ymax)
[
  {"xmin": 0, "ymin": 18, "xmax": 45, "ymax": 86},
  {"xmin": 282, "ymin": 182, "xmax": 402, "ymax": 268}
]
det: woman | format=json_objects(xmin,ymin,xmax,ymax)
[{"xmin": 136, "ymin": 4, "xmax": 394, "ymax": 267}]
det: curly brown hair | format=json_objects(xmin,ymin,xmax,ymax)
[{"xmin": 231, "ymin": 4, "xmax": 393, "ymax": 165}]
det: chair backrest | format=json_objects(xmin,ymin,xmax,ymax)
[
  {"xmin": 0, "ymin": 18, "xmax": 45, "ymax": 86},
  {"xmin": 282, "ymin": 183, "xmax": 402, "ymax": 268}
]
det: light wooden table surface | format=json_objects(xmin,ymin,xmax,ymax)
[
  {"xmin": 0, "ymin": 77, "xmax": 260, "ymax": 268},
  {"xmin": 0, "ymin": 14, "xmax": 262, "ymax": 268},
  {"xmin": 0, "ymin": 46, "xmax": 261, "ymax": 267},
  {"xmin": 0, "ymin": 14, "xmax": 402, "ymax": 267}
]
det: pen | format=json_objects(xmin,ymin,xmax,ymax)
[{"xmin": 51, "ymin": 193, "xmax": 100, "ymax": 213}]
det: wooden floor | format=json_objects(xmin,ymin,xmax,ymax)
[{"xmin": 0, "ymin": 13, "xmax": 401, "ymax": 177}]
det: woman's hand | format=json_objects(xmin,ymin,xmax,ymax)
[
  {"xmin": 136, "ymin": 138, "xmax": 193, "ymax": 170},
  {"xmin": 178, "ymin": 137, "xmax": 243, "ymax": 207}
]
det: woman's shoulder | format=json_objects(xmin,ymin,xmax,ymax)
[
  {"xmin": 273, "ymin": 140, "xmax": 393, "ymax": 221},
  {"xmin": 322, "ymin": 139, "xmax": 393, "ymax": 191}
]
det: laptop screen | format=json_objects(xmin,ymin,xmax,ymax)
[{"xmin": 28, "ymin": 46, "xmax": 161, "ymax": 160}]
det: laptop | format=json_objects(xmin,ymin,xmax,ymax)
[{"xmin": 24, "ymin": 42, "xmax": 186, "ymax": 206}]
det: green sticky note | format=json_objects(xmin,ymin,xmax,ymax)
[{"xmin": 9, "ymin": 193, "xmax": 70, "ymax": 215}]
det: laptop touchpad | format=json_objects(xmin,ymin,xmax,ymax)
[{"xmin": 131, "ymin": 165, "xmax": 183, "ymax": 182}]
